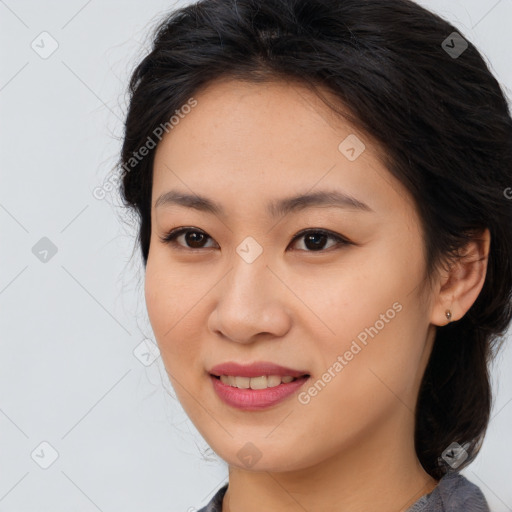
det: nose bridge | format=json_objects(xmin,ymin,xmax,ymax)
[
  {"xmin": 226, "ymin": 231, "xmax": 273, "ymax": 296},
  {"xmin": 210, "ymin": 244, "xmax": 291, "ymax": 342},
  {"xmin": 224, "ymin": 245, "xmax": 274, "ymax": 311}
]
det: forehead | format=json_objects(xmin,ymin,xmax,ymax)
[{"xmin": 151, "ymin": 78, "xmax": 414, "ymax": 219}]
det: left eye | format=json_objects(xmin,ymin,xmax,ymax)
[{"xmin": 159, "ymin": 227, "xmax": 350, "ymax": 252}]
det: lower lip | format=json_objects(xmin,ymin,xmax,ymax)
[{"xmin": 210, "ymin": 375, "xmax": 310, "ymax": 410}]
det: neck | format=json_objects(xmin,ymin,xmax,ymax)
[{"xmin": 221, "ymin": 411, "xmax": 438, "ymax": 512}]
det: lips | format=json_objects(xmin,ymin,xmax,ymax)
[
  {"xmin": 209, "ymin": 361, "xmax": 310, "ymax": 379},
  {"xmin": 209, "ymin": 362, "xmax": 311, "ymax": 409}
]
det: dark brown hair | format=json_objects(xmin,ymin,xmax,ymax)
[{"xmin": 118, "ymin": 0, "xmax": 512, "ymax": 480}]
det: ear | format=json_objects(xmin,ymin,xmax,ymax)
[{"xmin": 430, "ymin": 228, "xmax": 491, "ymax": 326}]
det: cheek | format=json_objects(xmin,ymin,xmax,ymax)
[
  {"xmin": 144, "ymin": 262, "xmax": 171, "ymax": 336},
  {"xmin": 296, "ymin": 313, "xmax": 423, "ymax": 450},
  {"xmin": 302, "ymin": 250, "xmax": 427, "ymax": 407},
  {"xmin": 144, "ymin": 258, "xmax": 193, "ymax": 358}
]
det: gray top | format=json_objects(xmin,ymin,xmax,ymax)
[{"xmin": 197, "ymin": 471, "xmax": 490, "ymax": 512}]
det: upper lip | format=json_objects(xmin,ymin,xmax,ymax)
[{"xmin": 209, "ymin": 361, "xmax": 309, "ymax": 378}]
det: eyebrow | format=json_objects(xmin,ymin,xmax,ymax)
[{"xmin": 154, "ymin": 189, "xmax": 374, "ymax": 217}]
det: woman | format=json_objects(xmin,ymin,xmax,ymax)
[{"xmin": 118, "ymin": 0, "xmax": 512, "ymax": 510}]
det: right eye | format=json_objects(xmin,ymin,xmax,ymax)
[{"xmin": 159, "ymin": 227, "xmax": 218, "ymax": 250}]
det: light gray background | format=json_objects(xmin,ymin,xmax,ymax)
[{"xmin": 1, "ymin": 0, "xmax": 511, "ymax": 511}]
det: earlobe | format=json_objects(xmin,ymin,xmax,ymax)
[{"xmin": 430, "ymin": 228, "xmax": 491, "ymax": 327}]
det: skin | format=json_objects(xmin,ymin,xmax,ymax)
[{"xmin": 144, "ymin": 77, "xmax": 490, "ymax": 512}]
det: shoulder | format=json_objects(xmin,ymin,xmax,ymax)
[
  {"xmin": 196, "ymin": 484, "xmax": 228, "ymax": 512},
  {"xmin": 197, "ymin": 473, "xmax": 490, "ymax": 512},
  {"xmin": 407, "ymin": 471, "xmax": 491, "ymax": 512},
  {"xmin": 437, "ymin": 471, "xmax": 491, "ymax": 511}
]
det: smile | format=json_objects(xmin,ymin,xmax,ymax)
[
  {"xmin": 210, "ymin": 374, "xmax": 310, "ymax": 410},
  {"xmin": 216, "ymin": 374, "xmax": 298, "ymax": 389}
]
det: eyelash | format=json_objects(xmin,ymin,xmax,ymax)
[{"xmin": 158, "ymin": 227, "xmax": 350, "ymax": 253}]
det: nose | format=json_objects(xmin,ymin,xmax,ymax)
[{"xmin": 208, "ymin": 256, "xmax": 292, "ymax": 344}]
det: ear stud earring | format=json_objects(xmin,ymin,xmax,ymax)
[{"xmin": 445, "ymin": 309, "xmax": 452, "ymax": 323}]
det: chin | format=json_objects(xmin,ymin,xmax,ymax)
[{"xmin": 210, "ymin": 437, "xmax": 318, "ymax": 473}]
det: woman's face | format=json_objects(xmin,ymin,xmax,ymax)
[{"xmin": 145, "ymin": 78, "xmax": 439, "ymax": 472}]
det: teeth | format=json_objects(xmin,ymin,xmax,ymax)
[
  {"xmin": 235, "ymin": 376, "xmax": 250, "ymax": 389},
  {"xmin": 219, "ymin": 375, "xmax": 298, "ymax": 389},
  {"xmin": 249, "ymin": 376, "xmax": 268, "ymax": 390},
  {"xmin": 267, "ymin": 375, "xmax": 284, "ymax": 386}
]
